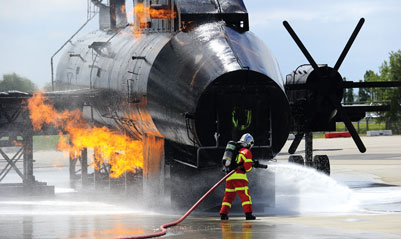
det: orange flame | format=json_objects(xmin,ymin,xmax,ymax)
[
  {"xmin": 27, "ymin": 93, "xmax": 143, "ymax": 178},
  {"xmin": 135, "ymin": 3, "xmax": 175, "ymax": 21},
  {"xmin": 131, "ymin": 3, "xmax": 175, "ymax": 37},
  {"xmin": 13, "ymin": 140, "xmax": 23, "ymax": 146},
  {"xmin": 149, "ymin": 6, "xmax": 175, "ymax": 19}
]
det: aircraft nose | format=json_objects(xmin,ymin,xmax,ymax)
[{"xmin": 194, "ymin": 70, "xmax": 290, "ymax": 156}]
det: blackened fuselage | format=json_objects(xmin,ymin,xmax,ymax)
[
  {"xmin": 56, "ymin": 21, "xmax": 290, "ymax": 162},
  {"xmin": 54, "ymin": 0, "xmax": 289, "ymax": 210}
]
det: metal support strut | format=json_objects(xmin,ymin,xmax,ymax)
[
  {"xmin": 69, "ymin": 148, "xmax": 89, "ymax": 188},
  {"xmin": 23, "ymin": 134, "xmax": 35, "ymax": 184},
  {"xmin": 0, "ymin": 134, "xmax": 35, "ymax": 185},
  {"xmin": 305, "ymin": 132, "xmax": 313, "ymax": 167}
]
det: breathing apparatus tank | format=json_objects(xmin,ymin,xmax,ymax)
[{"xmin": 222, "ymin": 141, "xmax": 239, "ymax": 170}]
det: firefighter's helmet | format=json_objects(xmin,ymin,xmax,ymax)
[{"xmin": 239, "ymin": 133, "xmax": 254, "ymax": 149}]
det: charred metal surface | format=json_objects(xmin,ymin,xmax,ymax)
[
  {"xmin": 176, "ymin": 0, "xmax": 246, "ymax": 14},
  {"xmin": 177, "ymin": 0, "xmax": 249, "ymax": 30},
  {"xmin": 149, "ymin": 22, "xmax": 288, "ymax": 154},
  {"xmin": 0, "ymin": 0, "xmax": 292, "ymax": 206},
  {"xmin": 50, "ymin": 0, "xmax": 288, "ymax": 207},
  {"xmin": 55, "ymin": 20, "xmax": 289, "ymax": 160}
]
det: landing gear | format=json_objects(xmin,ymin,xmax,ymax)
[
  {"xmin": 288, "ymin": 132, "xmax": 331, "ymax": 175},
  {"xmin": 289, "ymin": 155, "xmax": 304, "ymax": 165},
  {"xmin": 313, "ymin": 155, "xmax": 330, "ymax": 175}
]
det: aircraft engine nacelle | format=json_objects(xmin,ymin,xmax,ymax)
[
  {"xmin": 285, "ymin": 64, "xmax": 344, "ymax": 132},
  {"xmin": 283, "ymin": 18, "xmax": 367, "ymax": 154}
]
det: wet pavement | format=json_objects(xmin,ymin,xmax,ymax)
[
  {"xmin": 2, "ymin": 208, "xmax": 401, "ymax": 239},
  {"xmin": 1, "ymin": 136, "xmax": 401, "ymax": 239}
]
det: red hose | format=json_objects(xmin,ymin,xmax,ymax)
[{"xmin": 120, "ymin": 170, "xmax": 236, "ymax": 239}]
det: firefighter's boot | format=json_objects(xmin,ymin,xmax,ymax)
[
  {"xmin": 220, "ymin": 213, "xmax": 229, "ymax": 220},
  {"xmin": 245, "ymin": 213, "xmax": 256, "ymax": 220}
]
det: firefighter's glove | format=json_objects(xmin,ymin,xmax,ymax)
[
  {"xmin": 253, "ymin": 160, "xmax": 268, "ymax": 169},
  {"xmin": 253, "ymin": 160, "xmax": 260, "ymax": 168}
]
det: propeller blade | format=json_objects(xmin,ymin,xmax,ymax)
[
  {"xmin": 333, "ymin": 18, "xmax": 365, "ymax": 73},
  {"xmin": 283, "ymin": 21, "xmax": 319, "ymax": 71},
  {"xmin": 288, "ymin": 133, "xmax": 304, "ymax": 154},
  {"xmin": 330, "ymin": 96, "xmax": 366, "ymax": 153}
]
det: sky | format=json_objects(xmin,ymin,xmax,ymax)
[{"xmin": 0, "ymin": 0, "xmax": 400, "ymax": 88}]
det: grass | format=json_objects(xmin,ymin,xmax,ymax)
[
  {"xmin": 0, "ymin": 135, "xmax": 60, "ymax": 151},
  {"xmin": 33, "ymin": 135, "xmax": 60, "ymax": 151},
  {"xmin": 335, "ymin": 121, "xmax": 387, "ymax": 134},
  {"xmin": 313, "ymin": 120, "xmax": 390, "ymax": 138}
]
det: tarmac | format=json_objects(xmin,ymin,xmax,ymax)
[{"xmin": 0, "ymin": 135, "xmax": 400, "ymax": 239}]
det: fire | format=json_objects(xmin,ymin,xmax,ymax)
[
  {"xmin": 27, "ymin": 93, "xmax": 143, "ymax": 178},
  {"xmin": 13, "ymin": 140, "xmax": 22, "ymax": 146},
  {"xmin": 148, "ymin": 6, "xmax": 175, "ymax": 19},
  {"xmin": 131, "ymin": 3, "xmax": 175, "ymax": 37},
  {"xmin": 134, "ymin": 3, "xmax": 175, "ymax": 21}
]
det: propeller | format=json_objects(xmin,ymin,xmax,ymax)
[{"xmin": 284, "ymin": 18, "xmax": 366, "ymax": 154}]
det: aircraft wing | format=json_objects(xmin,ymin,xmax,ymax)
[{"xmin": 335, "ymin": 105, "xmax": 390, "ymax": 122}]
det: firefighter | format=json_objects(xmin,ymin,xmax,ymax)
[{"xmin": 220, "ymin": 133, "xmax": 256, "ymax": 220}]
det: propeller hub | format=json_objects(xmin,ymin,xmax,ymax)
[{"xmin": 307, "ymin": 66, "xmax": 344, "ymax": 104}]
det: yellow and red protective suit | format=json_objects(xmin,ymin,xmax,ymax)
[{"xmin": 220, "ymin": 147, "xmax": 253, "ymax": 215}]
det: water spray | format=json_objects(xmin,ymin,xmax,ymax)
[{"xmin": 269, "ymin": 162, "xmax": 355, "ymax": 215}]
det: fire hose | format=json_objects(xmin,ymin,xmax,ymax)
[{"xmin": 120, "ymin": 162, "xmax": 267, "ymax": 239}]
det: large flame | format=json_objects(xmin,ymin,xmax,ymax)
[{"xmin": 27, "ymin": 93, "xmax": 143, "ymax": 178}]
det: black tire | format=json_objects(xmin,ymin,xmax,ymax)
[
  {"xmin": 289, "ymin": 155, "xmax": 304, "ymax": 165},
  {"xmin": 313, "ymin": 155, "xmax": 330, "ymax": 175}
]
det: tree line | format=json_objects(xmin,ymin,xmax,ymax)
[{"xmin": 0, "ymin": 73, "xmax": 37, "ymax": 93}]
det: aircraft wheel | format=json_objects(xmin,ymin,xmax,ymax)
[
  {"xmin": 289, "ymin": 155, "xmax": 304, "ymax": 165},
  {"xmin": 313, "ymin": 155, "xmax": 330, "ymax": 175}
]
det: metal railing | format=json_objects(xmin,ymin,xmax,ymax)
[{"xmin": 50, "ymin": 12, "xmax": 97, "ymax": 91}]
